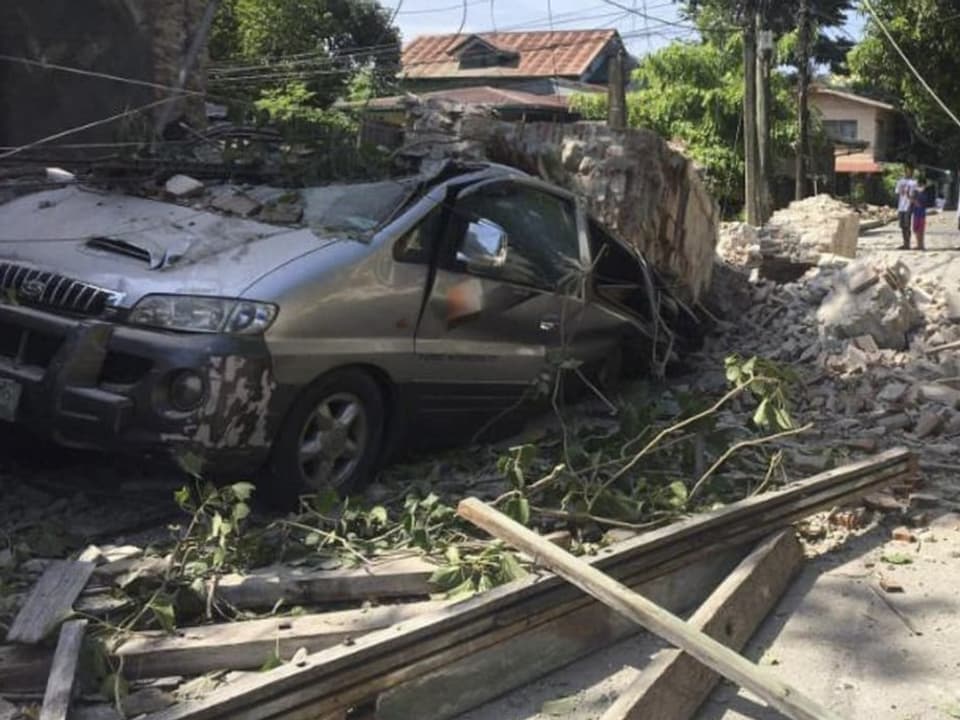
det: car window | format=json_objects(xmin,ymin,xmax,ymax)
[
  {"xmin": 453, "ymin": 184, "xmax": 581, "ymax": 292},
  {"xmin": 394, "ymin": 207, "xmax": 443, "ymax": 264},
  {"xmin": 301, "ymin": 178, "xmax": 416, "ymax": 239}
]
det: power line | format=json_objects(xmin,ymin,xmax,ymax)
[
  {"xmin": 861, "ymin": 0, "xmax": 960, "ymax": 130},
  {"xmin": 0, "ymin": 54, "xmax": 205, "ymax": 97},
  {"xmin": 0, "ymin": 97, "xmax": 182, "ymax": 161}
]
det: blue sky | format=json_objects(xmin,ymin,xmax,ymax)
[{"xmin": 392, "ymin": 0, "xmax": 867, "ymax": 57}]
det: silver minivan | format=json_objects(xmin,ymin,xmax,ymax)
[{"xmin": 0, "ymin": 162, "xmax": 689, "ymax": 499}]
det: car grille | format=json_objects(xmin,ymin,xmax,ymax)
[
  {"xmin": 0, "ymin": 320, "xmax": 64, "ymax": 369},
  {"xmin": 0, "ymin": 262, "xmax": 120, "ymax": 317}
]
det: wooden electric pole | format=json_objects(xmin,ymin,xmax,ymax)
[
  {"xmin": 795, "ymin": 0, "xmax": 811, "ymax": 200},
  {"xmin": 756, "ymin": 22, "xmax": 774, "ymax": 222},
  {"xmin": 608, "ymin": 48, "xmax": 627, "ymax": 130},
  {"xmin": 743, "ymin": 1, "xmax": 761, "ymax": 225}
]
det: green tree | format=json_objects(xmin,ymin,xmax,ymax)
[
  {"xmin": 209, "ymin": 0, "xmax": 400, "ymax": 117},
  {"xmin": 848, "ymin": 0, "xmax": 960, "ymax": 159},
  {"xmin": 572, "ymin": 35, "xmax": 796, "ymax": 213}
]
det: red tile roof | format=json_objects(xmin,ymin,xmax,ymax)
[
  {"xmin": 836, "ymin": 156, "xmax": 884, "ymax": 174},
  {"xmin": 401, "ymin": 30, "xmax": 619, "ymax": 80},
  {"xmin": 366, "ymin": 86, "xmax": 572, "ymax": 111}
]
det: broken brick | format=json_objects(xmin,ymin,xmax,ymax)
[
  {"xmin": 878, "ymin": 576, "xmax": 904, "ymax": 593},
  {"xmin": 829, "ymin": 507, "xmax": 868, "ymax": 530},
  {"xmin": 891, "ymin": 526, "xmax": 915, "ymax": 543}
]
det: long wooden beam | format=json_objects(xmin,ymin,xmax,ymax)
[
  {"xmin": 600, "ymin": 529, "xmax": 803, "ymax": 720},
  {"xmin": 144, "ymin": 447, "xmax": 912, "ymax": 720},
  {"xmin": 457, "ymin": 500, "xmax": 839, "ymax": 720},
  {"xmin": 116, "ymin": 600, "xmax": 448, "ymax": 679}
]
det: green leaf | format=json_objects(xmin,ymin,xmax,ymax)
[
  {"xmin": 149, "ymin": 598, "xmax": 176, "ymax": 633},
  {"xmin": 173, "ymin": 486, "xmax": 192, "ymax": 509},
  {"xmin": 514, "ymin": 444, "xmax": 538, "ymax": 470},
  {"xmin": 881, "ymin": 552, "xmax": 913, "ymax": 565},
  {"xmin": 368, "ymin": 505, "xmax": 389, "ymax": 527},
  {"xmin": 232, "ymin": 502, "xmax": 251, "ymax": 522},
  {"xmin": 428, "ymin": 564, "xmax": 464, "ymax": 590},
  {"xmin": 444, "ymin": 578, "xmax": 477, "ymax": 601},
  {"xmin": 773, "ymin": 405, "xmax": 794, "ymax": 431},
  {"xmin": 477, "ymin": 574, "xmax": 494, "ymax": 593},
  {"xmin": 183, "ymin": 560, "xmax": 209, "ymax": 577},
  {"xmin": 753, "ymin": 398, "xmax": 771, "ymax": 429},
  {"xmin": 176, "ymin": 451, "xmax": 205, "ymax": 479},
  {"xmin": 504, "ymin": 496, "xmax": 531, "ymax": 526},
  {"xmin": 231, "ymin": 482, "xmax": 256, "ymax": 501},
  {"xmin": 312, "ymin": 487, "xmax": 341, "ymax": 515},
  {"xmin": 259, "ymin": 649, "xmax": 283, "ymax": 672},
  {"xmin": 498, "ymin": 551, "xmax": 528, "ymax": 583},
  {"xmin": 304, "ymin": 532, "xmax": 321, "ymax": 547},
  {"xmin": 209, "ymin": 511, "xmax": 224, "ymax": 541},
  {"xmin": 444, "ymin": 545, "xmax": 461, "ymax": 566},
  {"xmin": 669, "ymin": 480, "xmax": 689, "ymax": 506}
]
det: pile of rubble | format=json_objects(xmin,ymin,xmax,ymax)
[
  {"xmin": 718, "ymin": 194, "xmax": 867, "ymax": 282},
  {"xmin": 705, "ymin": 238, "xmax": 960, "ymax": 465}
]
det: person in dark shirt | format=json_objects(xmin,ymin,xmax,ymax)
[{"xmin": 911, "ymin": 187, "xmax": 927, "ymax": 251}]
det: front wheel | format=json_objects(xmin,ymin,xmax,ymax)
[{"xmin": 264, "ymin": 370, "xmax": 385, "ymax": 505}]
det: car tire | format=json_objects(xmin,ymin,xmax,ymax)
[{"xmin": 263, "ymin": 369, "xmax": 386, "ymax": 506}]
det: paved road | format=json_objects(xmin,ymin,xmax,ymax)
[{"xmin": 859, "ymin": 209, "xmax": 960, "ymax": 253}]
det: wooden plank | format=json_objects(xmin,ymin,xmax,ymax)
[
  {"xmin": 0, "ymin": 643, "xmax": 53, "ymax": 693},
  {"xmin": 373, "ymin": 546, "xmax": 747, "ymax": 720},
  {"xmin": 39, "ymin": 619, "xmax": 87, "ymax": 720},
  {"xmin": 6, "ymin": 561, "xmax": 95, "ymax": 644},
  {"xmin": 601, "ymin": 529, "xmax": 804, "ymax": 720},
  {"xmin": 143, "ymin": 448, "xmax": 911, "ymax": 720},
  {"xmin": 213, "ymin": 556, "xmax": 436, "ymax": 610},
  {"xmin": 116, "ymin": 600, "xmax": 449, "ymax": 679},
  {"xmin": 457, "ymin": 498, "xmax": 841, "ymax": 720}
]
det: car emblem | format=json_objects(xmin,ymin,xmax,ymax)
[{"xmin": 19, "ymin": 278, "xmax": 48, "ymax": 300}]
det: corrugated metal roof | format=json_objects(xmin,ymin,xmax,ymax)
[{"xmin": 401, "ymin": 30, "xmax": 618, "ymax": 80}]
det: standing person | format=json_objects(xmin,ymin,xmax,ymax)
[
  {"xmin": 895, "ymin": 165, "xmax": 918, "ymax": 249},
  {"xmin": 912, "ymin": 186, "xmax": 927, "ymax": 251}
]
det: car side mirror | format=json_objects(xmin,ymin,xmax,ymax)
[{"xmin": 457, "ymin": 220, "xmax": 508, "ymax": 269}]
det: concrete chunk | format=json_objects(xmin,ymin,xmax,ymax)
[
  {"xmin": 164, "ymin": 174, "xmax": 205, "ymax": 198},
  {"xmin": 211, "ymin": 192, "xmax": 261, "ymax": 217},
  {"xmin": 919, "ymin": 383, "xmax": 960, "ymax": 409}
]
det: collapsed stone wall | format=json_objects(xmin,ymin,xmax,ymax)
[{"xmin": 404, "ymin": 100, "xmax": 720, "ymax": 302}]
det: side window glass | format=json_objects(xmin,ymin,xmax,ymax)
[
  {"xmin": 454, "ymin": 185, "xmax": 581, "ymax": 291},
  {"xmin": 394, "ymin": 207, "xmax": 442, "ymax": 264}
]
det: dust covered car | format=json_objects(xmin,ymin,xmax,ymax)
[{"xmin": 0, "ymin": 162, "xmax": 694, "ymax": 499}]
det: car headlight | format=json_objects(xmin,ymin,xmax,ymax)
[{"xmin": 128, "ymin": 295, "xmax": 278, "ymax": 334}]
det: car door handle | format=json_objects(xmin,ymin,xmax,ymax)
[{"xmin": 539, "ymin": 315, "xmax": 559, "ymax": 332}]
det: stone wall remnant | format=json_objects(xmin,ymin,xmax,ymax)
[{"xmin": 403, "ymin": 99, "xmax": 720, "ymax": 302}]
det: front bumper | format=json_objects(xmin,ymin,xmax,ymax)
[{"xmin": 0, "ymin": 303, "xmax": 282, "ymax": 474}]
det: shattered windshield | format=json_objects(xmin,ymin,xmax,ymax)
[{"xmin": 301, "ymin": 178, "xmax": 416, "ymax": 239}]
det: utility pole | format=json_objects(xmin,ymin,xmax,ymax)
[
  {"xmin": 607, "ymin": 48, "xmax": 627, "ymax": 130},
  {"xmin": 756, "ymin": 23, "xmax": 774, "ymax": 222},
  {"xmin": 742, "ymin": 0, "xmax": 760, "ymax": 225},
  {"xmin": 154, "ymin": 0, "xmax": 222, "ymax": 144},
  {"xmin": 795, "ymin": 0, "xmax": 811, "ymax": 200}
]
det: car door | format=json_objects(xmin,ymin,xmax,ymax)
[{"xmin": 411, "ymin": 179, "xmax": 586, "ymax": 428}]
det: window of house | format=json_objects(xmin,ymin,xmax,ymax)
[
  {"xmin": 451, "ymin": 184, "xmax": 582, "ymax": 292},
  {"xmin": 823, "ymin": 119, "xmax": 858, "ymax": 142}
]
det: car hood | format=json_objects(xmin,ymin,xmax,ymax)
[{"xmin": 0, "ymin": 186, "xmax": 337, "ymax": 306}]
